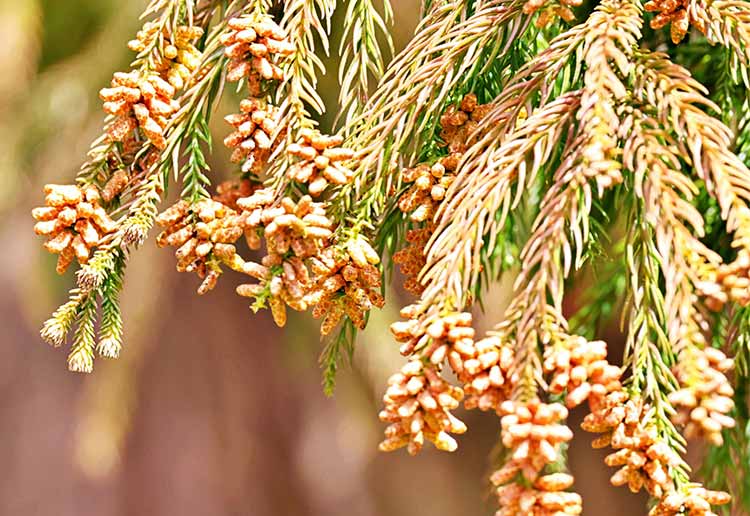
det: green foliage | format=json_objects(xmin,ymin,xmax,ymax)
[
  {"xmin": 320, "ymin": 318, "xmax": 357, "ymax": 396},
  {"xmin": 181, "ymin": 115, "xmax": 212, "ymax": 202},
  {"xmin": 68, "ymin": 293, "xmax": 98, "ymax": 373},
  {"xmin": 98, "ymin": 255, "xmax": 126, "ymax": 359},
  {"xmin": 569, "ymin": 239, "xmax": 626, "ymax": 340}
]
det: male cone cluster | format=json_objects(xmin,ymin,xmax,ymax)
[
  {"xmin": 288, "ymin": 129, "xmax": 356, "ymax": 195},
  {"xmin": 543, "ymin": 335, "xmax": 623, "ymax": 408},
  {"xmin": 392, "ymin": 226, "xmax": 432, "ymax": 295},
  {"xmin": 128, "ymin": 23, "xmax": 205, "ymax": 90},
  {"xmin": 306, "ymin": 246, "xmax": 384, "ymax": 334},
  {"xmin": 155, "ymin": 199, "xmax": 246, "ymax": 295},
  {"xmin": 100, "ymin": 72, "xmax": 179, "ymax": 149},
  {"xmin": 583, "ymin": 393, "xmax": 680, "ymax": 496},
  {"xmin": 645, "ymin": 0, "xmax": 704, "ymax": 43},
  {"xmin": 493, "ymin": 472, "xmax": 582, "ymax": 516},
  {"xmin": 395, "ymin": 94, "xmax": 491, "ymax": 295},
  {"xmin": 236, "ymin": 191, "xmax": 334, "ymax": 327},
  {"xmin": 224, "ymin": 98, "xmax": 282, "ymax": 174},
  {"xmin": 455, "ymin": 334, "xmax": 515, "ymax": 414},
  {"xmin": 33, "ymin": 184, "xmax": 117, "ymax": 273},
  {"xmin": 491, "ymin": 400, "xmax": 580, "ymax": 516},
  {"xmin": 669, "ymin": 346, "xmax": 735, "ymax": 446},
  {"xmin": 222, "ymin": 15, "xmax": 293, "ymax": 83},
  {"xmin": 379, "ymin": 360, "xmax": 467, "ymax": 455}
]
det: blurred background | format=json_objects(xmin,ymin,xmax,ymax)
[{"xmin": 0, "ymin": 1, "xmax": 649, "ymax": 515}]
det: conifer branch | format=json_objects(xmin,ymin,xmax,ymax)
[
  {"xmin": 691, "ymin": 0, "xmax": 750, "ymax": 84},
  {"xmin": 336, "ymin": 0, "xmax": 529, "ymax": 222},
  {"xmin": 97, "ymin": 253, "xmax": 126, "ymax": 359},
  {"xmin": 336, "ymin": 0, "xmax": 393, "ymax": 129},
  {"xmin": 68, "ymin": 294, "xmax": 98, "ymax": 373},
  {"xmin": 31, "ymin": 0, "xmax": 750, "ymax": 511},
  {"xmin": 41, "ymin": 290, "xmax": 89, "ymax": 348}
]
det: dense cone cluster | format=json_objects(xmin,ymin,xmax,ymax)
[
  {"xmin": 221, "ymin": 15, "xmax": 291, "ymax": 176},
  {"xmin": 390, "ymin": 310, "xmax": 474, "ymax": 357},
  {"xmin": 392, "ymin": 226, "xmax": 432, "ymax": 295},
  {"xmin": 306, "ymin": 245, "xmax": 384, "ymax": 334},
  {"xmin": 287, "ymin": 129, "xmax": 355, "ymax": 195},
  {"xmin": 644, "ymin": 0, "xmax": 704, "ymax": 43},
  {"xmin": 490, "ymin": 401, "xmax": 580, "ymax": 515},
  {"xmin": 397, "ymin": 93, "xmax": 490, "ymax": 219},
  {"xmin": 224, "ymin": 97, "xmax": 282, "ymax": 173},
  {"xmin": 650, "ymin": 485, "xmax": 731, "ymax": 516},
  {"xmin": 155, "ymin": 199, "xmax": 246, "ymax": 294},
  {"xmin": 493, "ymin": 472, "xmax": 582, "ymax": 516},
  {"xmin": 455, "ymin": 334, "xmax": 514, "ymax": 413},
  {"xmin": 394, "ymin": 158, "xmax": 458, "ymax": 296},
  {"xmin": 669, "ymin": 347, "xmax": 735, "ymax": 445},
  {"xmin": 128, "ymin": 23, "xmax": 204, "ymax": 90},
  {"xmin": 439, "ymin": 94, "xmax": 491, "ymax": 152},
  {"xmin": 582, "ymin": 393, "xmax": 681, "ymax": 497},
  {"xmin": 236, "ymin": 191, "xmax": 334, "ymax": 326},
  {"xmin": 100, "ymin": 72, "xmax": 179, "ymax": 149},
  {"xmin": 157, "ymin": 184, "xmax": 384, "ymax": 336},
  {"xmin": 222, "ymin": 15, "xmax": 293, "ymax": 83},
  {"xmin": 379, "ymin": 360, "xmax": 467, "ymax": 455},
  {"xmin": 398, "ymin": 160, "xmax": 457, "ymax": 223},
  {"xmin": 394, "ymin": 95, "xmax": 491, "ymax": 291},
  {"xmin": 33, "ymin": 184, "xmax": 117, "ymax": 273},
  {"xmin": 496, "ymin": 400, "xmax": 574, "ymax": 481},
  {"xmin": 543, "ymin": 335, "xmax": 622, "ymax": 408}
]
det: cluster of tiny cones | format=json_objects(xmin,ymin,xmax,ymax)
[
  {"xmin": 33, "ymin": 184, "xmax": 116, "ymax": 273},
  {"xmin": 100, "ymin": 72, "xmax": 179, "ymax": 149}
]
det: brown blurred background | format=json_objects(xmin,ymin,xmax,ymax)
[{"xmin": 0, "ymin": 1, "xmax": 647, "ymax": 515}]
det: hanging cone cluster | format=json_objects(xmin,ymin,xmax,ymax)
[
  {"xmin": 222, "ymin": 15, "xmax": 293, "ymax": 83},
  {"xmin": 398, "ymin": 160, "xmax": 457, "ymax": 223},
  {"xmin": 650, "ymin": 484, "xmax": 731, "ymax": 516},
  {"xmin": 644, "ymin": 0, "xmax": 705, "ymax": 43},
  {"xmin": 397, "ymin": 93, "xmax": 490, "ymax": 221},
  {"xmin": 390, "ymin": 310, "xmax": 474, "ymax": 357},
  {"xmin": 582, "ymin": 393, "xmax": 681, "ymax": 497},
  {"xmin": 491, "ymin": 400, "xmax": 580, "ymax": 515},
  {"xmin": 100, "ymin": 72, "xmax": 179, "ymax": 149},
  {"xmin": 287, "ymin": 129, "xmax": 356, "ymax": 195},
  {"xmin": 306, "ymin": 246, "xmax": 384, "ymax": 334},
  {"xmin": 455, "ymin": 334, "xmax": 514, "ymax": 413},
  {"xmin": 492, "ymin": 472, "xmax": 583, "ymax": 516},
  {"xmin": 394, "ymin": 95, "xmax": 492, "ymax": 292},
  {"xmin": 379, "ymin": 360, "xmax": 467, "ymax": 455},
  {"xmin": 496, "ymin": 400, "xmax": 574, "ymax": 480},
  {"xmin": 392, "ymin": 226, "xmax": 432, "ymax": 295},
  {"xmin": 236, "ymin": 191, "xmax": 334, "ymax": 326},
  {"xmin": 224, "ymin": 97, "xmax": 282, "ymax": 173},
  {"xmin": 128, "ymin": 23, "xmax": 205, "ymax": 90},
  {"xmin": 33, "ymin": 184, "xmax": 117, "ymax": 273},
  {"xmin": 439, "ymin": 93, "xmax": 491, "ymax": 153},
  {"xmin": 543, "ymin": 335, "xmax": 623, "ymax": 408},
  {"xmin": 155, "ymin": 199, "xmax": 247, "ymax": 294},
  {"xmin": 669, "ymin": 347, "xmax": 735, "ymax": 445}
]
